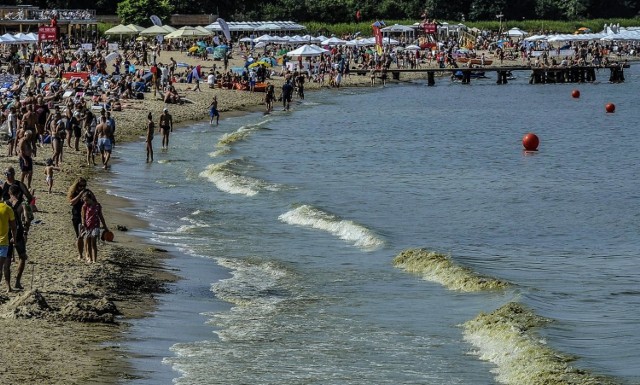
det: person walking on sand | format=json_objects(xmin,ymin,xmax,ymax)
[
  {"xmin": 159, "ymin": 108, "xmax": 173, "ymax": 149},
  {"xmin": 208, "ymin": 96, "xmax": 220, "ymax": 126},
  {"xmin": 94, "ymin": 116, "xmax": 113, "ymax": 169},
  {"xmin": 18, "ymin": 130, "xmax": 34, "ymax": 189},
  {"xmin": 145, "ymin": 112, "xmax": 154, "ymax": 163},
  {"xmin": 0, "ymin": 196, "xmax": 17, "ymax": 292},
  {"xmin": 80, "ymin": 190, "xmax": 108, "ymax": 264},
  {"xmin": 68, "ymin": 178, "xmax": 87, "ymax": 260},
  {"xmin": 44, "ymin": 158, "xmax": 61, "ymax": 194},
  {"xmin": 8, "ymin": 184, "xmax": 31, "ymax": 290},
  {"xmin": 264, "ymin": 82, "xmax": 275, "ymax": 113}
]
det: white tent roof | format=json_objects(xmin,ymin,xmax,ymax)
[
  {"xmin": 381, "ymin": 24, "xmax": 414, "ymax": 33},
  {"xmin": 505, "ymin": 27, "xmax": 528, "ymax": 37},
  {"xmin": 287, "ymin": 44, "xmax": 325, "ymax": 57},
  {"xmin": 321, "ymin": 37, "xmax": 347, "ymax": 46},
  {"xmin": 139, "ymin": 25, "xmax": 170, "ymax": 36}
]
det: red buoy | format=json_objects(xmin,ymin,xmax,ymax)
[
  {"xmin": 605, "ymin": 103, "xmax": 615, "ymax": 113},
  {"xmin": 522, "ymin": 133, "xmax": 539, "ymax": 151},
  {"xmin": 572, "ymin": 89, "xmax": 580, "ymax": 98}
]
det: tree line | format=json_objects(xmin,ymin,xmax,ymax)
[{"xmin": 4, "ymin": 0, "xmax": 640, "ymax": 25}]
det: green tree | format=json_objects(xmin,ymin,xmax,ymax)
[{"xmin": 116, "ymin": 0, "xmax": 173, "ymax": 26}]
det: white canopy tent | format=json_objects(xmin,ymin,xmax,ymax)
[
  {"xmin": 321, "ymin": 37, "xmax": 348, "ymax": 46},
  {"xmin": 504, "ymin": 27, "xmax": 528, "ymax": 37},
  {"xmin": 287, "ymin": 44, "xmax": 325, "ymax": 57}
]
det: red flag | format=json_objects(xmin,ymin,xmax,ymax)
[{"xmin": 372, "ymin": 24, "xmax": 383, "ymax": 54}]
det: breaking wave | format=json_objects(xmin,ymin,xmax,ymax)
[
  {"xmin": 199, "ymin": 158, "xmax": 282, "ymax": 196},
  {"xmin": 393, "ymin": 248, "xmax": 510, "ymax": 292},
  {"xmin": 278, "ymin": 204, "xmax": 384, "ymax": 250},
  {"xmin": 463, "ymin": 302, "xmax": 616, "ymax": 385}
]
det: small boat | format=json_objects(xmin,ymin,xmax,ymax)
[
  {"xmin": 452, "ymin": 70, "xmax": 488, "ymax": 80},
  {"xmin": 456, "ymin": 57, "xmax": 493, "ymax": 66}
]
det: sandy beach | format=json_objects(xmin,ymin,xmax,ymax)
[{"xmin": 0, "ymin": 44, "xmax": 625, "ymax": 383}]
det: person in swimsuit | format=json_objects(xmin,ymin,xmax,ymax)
[
  {"xmin": 145, "ymin": 112, "xmax": 154, "ymax": 163},
  {"xmin": 44, "ymin": 158, "xmax": 61, "ymax": 194},
  {"xmin": 208, "ymin": 96, "xmax": 220, "ymax": 126},
  {"xmin": 94, "ymin": 116, "xmax": 112, "ymax": 169},
  {"xmin": 159, "ymin": 108, "xmax": 173, "ymax": 149}
]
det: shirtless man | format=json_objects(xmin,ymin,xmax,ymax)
[
  {"xmin": 22, "ymin": 105, "xmax": 38, "ymax": 156},
  {"xmin": 18, "ymin": 131, "xmax": 34, "ymax": 188},
  {"xmin": 159, "ymin": 108, "xmax": 173, "ymax": 149},
  {"xmin": 93, "ymin": 116, "xmax": 113, "ymax": 169}
]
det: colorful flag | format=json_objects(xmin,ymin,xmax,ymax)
[{"xmin": 372, "ymin": 21, "xmax": 384, "ymax": 54}]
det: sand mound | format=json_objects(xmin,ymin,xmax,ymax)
[
  {"xmin": 2, "ymin": 290, "xmax": 50, "ymax": 319},
  {"xmin": 58, "ymin": 297, "xmax": 120, "ymax": 323}
]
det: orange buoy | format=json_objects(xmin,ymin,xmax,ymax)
[
  {"xmin": 605, "ymin": 103, "xmax": 615, "ymax": 113},
  {"xmin": 571, "ymin": 89, "xmax": 580, "ymax": 98},
  {"xmin": 522, "ymin": 133, "xmax": 539, "ymax": 151},
  {"xmin": 101, "ymin": 230, "xmax": 114, "ymax": 242}
]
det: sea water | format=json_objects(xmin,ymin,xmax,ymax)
[{"xmin": 103, "ymin": 67, "xmax": 640, "ymax": 385}]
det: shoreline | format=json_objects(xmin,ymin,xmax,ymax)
[{"xmin": 0, "ymin": 47, "xmax": 633, "ymax": 383}]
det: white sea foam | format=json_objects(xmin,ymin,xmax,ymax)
[
  {"xmin": 393, "ymin": 248, "xmax": 510, "ymax": 292},
  {"xmin": 209, "ymin": 147, "xmax": 231, "ymax": 157},
  {"xmin": 463, "ymin": 302, "xmax": 616, "ymax": 385},
  {"xmin": 209, "ymin": 257, "xmax": 298, "ymax": 342},
  {"xmin": 199, "ymin": 159, "xmax": 281, "ymax": 196},
  {"xmin": 278, "ymin": 204, "xmax": 384, "ymax": 250},
  {"xmin": 216, "ymin": 119, "xmax": 271, "ymax": 147}
]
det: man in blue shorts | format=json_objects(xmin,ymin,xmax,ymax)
[
  {"xmin": 0, "ymin": 196, "xmax": 17, "ymax": 292},
  {"xmin": 94, "ymin": 116, "xmax": 113, "ymax": 169}
]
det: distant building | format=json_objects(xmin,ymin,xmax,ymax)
[{"xmin": 0, "ymin": 5, "xmax": 97, "ymax": 37}]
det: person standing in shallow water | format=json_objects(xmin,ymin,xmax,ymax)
[
  {"xmin": 208, "ymin": 96, "xmax": 220, "ymax": 126},
  {"xmin": 145, "ymin": 112, "xmax": 154, "ymax": 163},
  {"xmin": 159, "ymin": 108, "xmax": 173, "ymax": 149}
]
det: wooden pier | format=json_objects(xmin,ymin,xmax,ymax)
[{"xmin": 355, "ymin": 64, "xmax": 627, "ymax": 85}]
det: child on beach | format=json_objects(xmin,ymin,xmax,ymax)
[
  {"xmin": 43, "ymin": 158, "xmax": 61, "ymax": 194},
  {"xmin": 80, "ymin": 190, "xmax": 108, "ymax": 264}
]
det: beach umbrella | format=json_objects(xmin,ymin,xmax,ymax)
[
  {"xmin": 105, "ymin": 24, "xmax": 138, "ymax": 36},
  {"xmin": 140, "ymin": 25, "xmax": 170, "ymax": 36},
  {"xmin": 195, "ymin": 26, "xmax": 213, "ymax": 36},
  {"xmin": 126, "ymin": 24, "xmax": 145, "ymax": 32},
  {"xmin": 405, "ymin": 44, "xmax": 421, "ymax": 50},
  {"xmin": 165, "ymin": 26, "xmax": 211, "ymax": 39},
  {"xmin": 248, "ymin": 60, "xmax": 272, "ymax": 68}
]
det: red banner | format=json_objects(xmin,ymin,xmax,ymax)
[
  {"xmin": 423, "ymin": 23, "xmax": 437, "ymax": 34},
  {"xmin": 373, "ymin": 26, "xmax": 383, "ymax": 54},
  {"xmin": 38, "ymin": 26, "xmax": 59, "ymax": 42}
]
